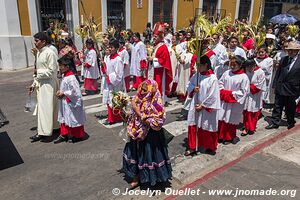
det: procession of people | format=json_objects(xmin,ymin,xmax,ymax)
[{"xmin": 27, "ymin": 17, "xmax": 300, "ymax": 188}]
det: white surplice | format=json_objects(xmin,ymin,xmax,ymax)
[
  {"xmin": 102, "ymin": 54, "xmax": 124, "ymax": 106},
  {"xmin": 244, "ymin": 68, "xmax": 266, "ymax": 112},
  {"xmin": 187, "ymin": 73, "xmax": 220, "ymax": 132},
  {"xmin": 254, "ymin": 57, "xmax": 274, "ymax": 103},
  {"xmin": 228, "ymin": 47, "xmax": 247, "ymax": 59},
  {"xmin": 177, "ymin": 52, "xmax": 194, "ymax": 95},
  {"xmin": 58, "ymin": 74, "xmax": 86, "ymax": 127},
  {"xmin": 118, "ymin": 47, "xmax": 130, "ymax": 91},
  {"xmin": 218, "ymin": 70, "xmax": 250, "ymax": 124},
  {"xmin": 83, "ymin": 48, "xmax": 100, "ymax": 79},
  {"xmin": 130, "ymin": 41, "xmax": 147, "ymax": 76},
  {"xmin": 168, "ymin": 47, "xmax": 178, "ymax": 83}
]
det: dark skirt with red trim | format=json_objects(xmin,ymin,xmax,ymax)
[{"xmin": 122, "ymin": 128, "xmax": 172, "ymax": 186}]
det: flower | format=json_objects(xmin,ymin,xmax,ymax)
[{"xmin": 111, "ymin": 91, "xmax": 132, "ymax": 121}]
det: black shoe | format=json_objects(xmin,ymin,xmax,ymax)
[
  {"xmin": 29, "ymin": 133, "xmax": 38, "ymax": 140},
  {"xmin": 265, "ymin": 124, "xmax": 279, "ymax": 130},
  {"xmin": 248, "ymin": 130, "xmax": 255, "ymax": 135},
  {"xmin": 53, "ymin": 128, "xmax": 60, "ymax": 134},
  {"xmin": 231, "ymin": 137, "xmax": 240, "ymax": 144},
  {"xmin": 94, "ymin": 114, "xmax": 108, "ymax": 119},
  {"xmin": 70, "ymin": 137, "xmax": 83, "ymax": 143},
  {"xmin": 176, "ymin": 114, "xmax": 187, "ymax": 121},
  {"xmin": 67, "ymin": 136, "xmax": 74, "ymax": 143},
  {"xmin": 30, "ymin": 134, "xmax": 44, "ymax": 143},
  {"xmin": 53, "ymin": 136, "xmax": 67, "ymax": 144},
  {"xmin": 223, "ymin": 141, "xmax": 231, "ymax": 145},
  {"xmin": 204, "ymin": 149, "xmax": 216, "ymax": 156},
  {"xmin": 164, "ymin": 102, "xmax": 171, "ymax": 107},
  {"xmin": 287, "ymin": 124, "xmax": 295, "ymax": 130},
  {"xmin": 241, "ymin": 131, "xmax": 248, "ymax": 137},
  {"xmin": 184, "ymin": 149, "xmax": 197, "ymax": 156}
]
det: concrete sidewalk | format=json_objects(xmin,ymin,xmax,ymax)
[{"xmin": 170, "ymin": 113, "xmax": 299, "ymax": 185}]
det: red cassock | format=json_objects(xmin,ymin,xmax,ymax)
[
  {"xmin": 60, "ymin": 123, "xmax": 85, "ymax": 139},
  {"xmin": 243, "ymin": 83, "xmax": 261, "ymax": 132},
  {"xmin": 154, "ymin": 43, "xmax": 173, "ymax": 96}
]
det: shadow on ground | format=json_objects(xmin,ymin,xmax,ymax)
[{"xmin": 0, "ymin": 131, "xmax": 24, "ymax": 170}]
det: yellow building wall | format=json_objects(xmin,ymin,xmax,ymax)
[
  {"xmin": 78, "ymin": 0, "xmax": 102, "ymax": 30},
  {"xmin": 176, "ymin": 0, "xmax": 200, "ymax": 31},
  {"xmin": 252, "ymin": 0, "xmax": 262, "ymax": 24},
  {"xmin": 17, "ymin": 0, "xmax": 31, "ymax": 36},
  {"xmin": 131, "ymin": 0, "xmax": 148, "ymax": 33},
  {"xmin": 221, "ymin": 0, "xmax": 237, "ymax": 22}
]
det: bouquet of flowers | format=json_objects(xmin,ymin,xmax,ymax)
[{"xmin": 111, "ymin": 91, "xmax": 132, "ymax": 121}]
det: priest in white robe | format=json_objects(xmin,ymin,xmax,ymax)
[{"xmin": 29, "ymin": 32, "xmax": 59, "ymax": 142}]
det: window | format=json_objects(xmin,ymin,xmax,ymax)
[
  {"xmin": 263, "ymin": 2, "xmax": 282, "ymax": 23},
  {"xmin": 107, "ymin": 0, "xmax": 126, "ymax": 29},
  {"xmin": 38, "ymin": 0, "xmax": 66, "ymax": 31},
  {"xmin": 238, "ymin": 0, "xmax": 252, "ymax": 20},
  {"xmin": 202, "ymin": 0, "xmax": 218, "ymax": 19},
  {"xmin": 153, "ymin": 0, "xmax": 173, "ymax": 26}
]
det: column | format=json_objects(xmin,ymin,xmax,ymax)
[
  {"xmin": 27, "ymin": 0, "xmax": 40, "ymax": 34},
  {"xmin": 0, "ymin": 0, "xmax": 29, "ymax": 70},
  {"xmin": 101, "ymin": 0, "xmax": 108, "ymax": 32},
  {"xmin": 148, "ymin": 0, "xmax": 153, "ymax": 27},
  {"xmin": 172, "ymin": 0, "xmax": 178, "ymax": 31},
  {"xmin": 199, "ymin": 0, "xmax": 203, "ymax": 14},
  {"xmin": 71, "ymin": 0, "xmax": 82, "ymax": 49},
  {"xmin": 249, "ymin": 0, "xmax": 255, "ymax": 23},
  {"xmin": 235, "ymin": 0, "xmax": 241, "ymax": 19},
  {"xmin": 217, "ymin": 0, "xmax": 222, "ymax": 16},
  {"xmin": 0, "ymin": 0, "xmax": 21, "ymax": 36},
  {"xmin": 126, "ymin": 0, "xmax": 131, "ymax": 29}
]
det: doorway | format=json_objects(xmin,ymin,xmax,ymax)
[{"xmin": 153, "ymin": 0, "xmax": 173, "ymax": 26}]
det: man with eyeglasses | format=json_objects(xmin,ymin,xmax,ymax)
[{"xmin": 266, "ymin": 41, "xmax": 300, "ymax": 130}]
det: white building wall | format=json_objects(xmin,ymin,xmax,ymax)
[{"xmin": 0, "ymin": 0, "xmax": 32, "ymax": 70}]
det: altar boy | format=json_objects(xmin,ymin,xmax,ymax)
[{"xmin": 54, "ymin": 56, "xmax": 86, "ymax": 143}]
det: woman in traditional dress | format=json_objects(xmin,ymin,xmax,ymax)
[{"xmin": 121, "ymin": 79, "xmax": 172, "ymax": 189}]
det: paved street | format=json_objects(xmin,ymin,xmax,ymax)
[
  {"xmin": 0, "ymin": 68, "xmax": 299, "ymax": 200},
  {"xmin": 176, "ymin": 152, "xmax": 300, "ymax": 200}
]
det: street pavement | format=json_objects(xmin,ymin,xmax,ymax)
[{"xmin": 0, "ymin": 68, "xmax": 299, "ymax": 200}]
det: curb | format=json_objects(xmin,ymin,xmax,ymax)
[{"xmin": 165, "ymin": 123, "xmax": 300, "ymax": 200}]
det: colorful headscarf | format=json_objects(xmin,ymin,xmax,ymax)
[{"xmin": 127, "ymin": 80, "xmax": 166, "ymax": 141}]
